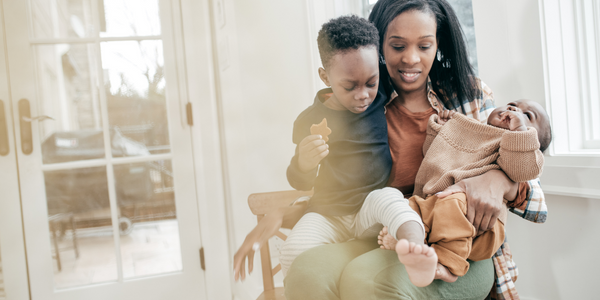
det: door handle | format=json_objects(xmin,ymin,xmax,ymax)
[
  {"xmin": 22, "ymin": 115, "xmax": 54, "ymax": 122},
  {"xmin": 18, "ymin": 99, "xmax": 33, "ymax": 155},
  {"xmin": 0, "ymin": 100, "xmax": 9, "ymax": 156}
]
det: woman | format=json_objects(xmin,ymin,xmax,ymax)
[{"xmin": 235, "ymin": 0, "xmax": 547, "ymax": 299}]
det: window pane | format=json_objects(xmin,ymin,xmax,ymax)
[
  {"xmin": 35, "ymin": 44, "xmax": 105, "ymax": 164},
  {"xmin": 31, "ymin": 0, "xmax": 94, "ymax": 39},
  {"xmin": 45, "ymin": 167, "xmax": 118, "ymax": 289},
  {"xmin": 101, "ymin": 41, "xmax": 170, "ymax": 155},
  {"xmin": 446, "ymin": 0, "xmax": 479, "ymax": 74},
  {"xmin": 100, "ymin": 0, "xmax": 161, "ymax": 37},
  {"xmin": 114, "ymin": 160, "xmax": 182, "ymax": 279},
  {"xmin": 574, "ymin": 0, "xmax": 600, "ymax": 150}
]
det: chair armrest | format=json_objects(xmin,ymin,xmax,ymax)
[{"xmin": 248, "ymin": 190, "xmax": 313, "ymax": 216}]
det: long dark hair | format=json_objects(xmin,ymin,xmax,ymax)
[{"xmin": 369, "ymin": 0, "xmax": 476, "ymax": 110}]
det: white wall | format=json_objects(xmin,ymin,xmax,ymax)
[
  {"xmin": 506, "ymin": 196, "xmax": 600, "ymax": 300},
  {"xmin": 473, "ymin": 0, "xmax": 546, "ymax": 105},
  {"xmin": 473, "ymin": 1, "xmax": 599, "ymax": 299},
  {"xmin": 215, "ymin": 1, "xmax": 314, "ymax": 298},
  {"xmin": 210, "ymin": 1, "xmax": 362, "ymax": 298},
  {"xmin": 209, "ymin": 0, "xmax": 328, "ymax": 298}
]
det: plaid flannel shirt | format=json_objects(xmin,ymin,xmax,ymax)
[{"xmin": 422, "ymin": 78, "xmax": 548, "ymax": 300}]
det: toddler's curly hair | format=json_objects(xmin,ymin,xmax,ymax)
[{"xmin": 317, "ymin": 15, "xmax": 379, "ymax": 69}]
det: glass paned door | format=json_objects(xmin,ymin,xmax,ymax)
[{"xmin": 2, "ymin": 0, "xmax": 206, "ymax": 299}]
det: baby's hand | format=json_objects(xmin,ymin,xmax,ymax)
[
  {"xmin": 499, "ymin": 110, "xmax": 528, "ymax": 131},
  {"xmin": 437, "ymin": 110, "xmax": 457, "ymax": 125},
  {"xmin": 297, "ymin": 135, "xmax": 329, "ymax": 172}
]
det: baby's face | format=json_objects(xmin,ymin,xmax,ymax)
[{"xmin": 487, "ymin": 99, "xmax": 549, "ymax": 133}]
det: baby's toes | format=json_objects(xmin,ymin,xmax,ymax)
[{"xmin": 381, "ymin": 227, "xmax": 389, "ymax": 235}]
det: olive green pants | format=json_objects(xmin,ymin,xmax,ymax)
[{"xmin": 284, "ymin": 238, "xmax": 494, "ymax": 300}]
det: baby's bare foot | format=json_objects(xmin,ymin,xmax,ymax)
[
  {"xmin": 396, "ymin": 239, "xmax": 437, "ymax": 287},
  {"xmin": 434, "ymin": 263, "xmax": 458, "ymax": 283},
  {"xmin": 377, "ymin": 226, "xmax": 398, "ymax": 250}
]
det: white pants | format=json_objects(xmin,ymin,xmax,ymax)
[{"xmin": 279, "ymin": 187, "xmax": 424, "ymax": 275}]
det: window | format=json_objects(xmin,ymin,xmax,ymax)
[
  {"xmin": 540, "ymin": 0, "xmax": 600, "ymax": 155},
  {"xmin": 362, "ymin": 0, "xmax": 377, "ymax": 17},
  {"xmin": 539, "ymin": 0, "xmax": 600, "ymax": 199}
]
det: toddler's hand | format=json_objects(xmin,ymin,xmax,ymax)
[
  {"xmin": 437, "ymin": 110, "xmax": 456, "ymax": 125},
  {"xmin": 297, "ymin": 135, "xmax": 329, "ymax": 172},
  {"xmin": 500, "ymin": 110, "xmax": 528, "ymax": 131}
]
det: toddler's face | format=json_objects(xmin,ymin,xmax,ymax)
[
  {"xmin": 323, "ymin": 46, "xmax": 379, "ymax": 114},
  {"xmin": 487, "ymin": 99, "xmax": 548, "ymax": 133}
]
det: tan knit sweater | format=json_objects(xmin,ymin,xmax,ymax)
[{"xmin": 413, "ymin": 113, "xmax": 544, "ymax": 199}]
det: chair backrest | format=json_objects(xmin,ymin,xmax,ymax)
[{"xmin": 247, "ymin": 190, "xmax": 313, "ymax": 292}]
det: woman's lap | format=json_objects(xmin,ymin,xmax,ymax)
[
  {"xmin": 284, "ymin": 238, "xmax": 378, "ymax": 299},
  {"xmin": 340, "ymin": 248, "xmax": 494, "ymax": 300},
  {"xmin": 285, "ymin": 239, "xmax": 494, "ymax": 300}
]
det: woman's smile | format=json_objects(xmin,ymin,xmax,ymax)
[{"xmin": 399, "ymin": 70, "xmax": 421, "ymax": 83}]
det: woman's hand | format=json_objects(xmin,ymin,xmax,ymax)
[
  {"xmin": 436, "ymin": 169, "xmax": 518, "ymax": 235},
  {"xmin": 233, "ymin": 209, "xmax": 284, "ymax": 281},
  {"xmin": 233, "ymin": 202, "xmax": 307, "ymax": 281}
]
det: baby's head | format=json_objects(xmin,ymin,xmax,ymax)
[
  {"xmin": 317, "ymin": 15, "xmax": 380, "ymax": 114},
  {"xmin": 487, "ymin": 100, "xmax": 552, "ymax": 152}
]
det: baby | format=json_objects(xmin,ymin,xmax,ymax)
[{"xmin": 378, "ymin": 99, "xmax": 551, "ymax": 286}]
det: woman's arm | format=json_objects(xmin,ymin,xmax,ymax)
[
  {"xmin": 437, "ymin": 169, "xmax": 518, "ymax": 234},
  {"xmin": 509, "ymin": 179, "xmax": 548, "ymax": 223},
  {"xmin": 233, "ymin": 202, "xmax": 307, "ymax": 281}
]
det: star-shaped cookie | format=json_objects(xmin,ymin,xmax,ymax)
[{"xmin": 310, "ymin": 118, "xmax": 332, "ymax": 142}]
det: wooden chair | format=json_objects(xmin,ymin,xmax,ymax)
[{"xmin": 248, "ymin": 189, "xmax": 313, "ymax": 300}]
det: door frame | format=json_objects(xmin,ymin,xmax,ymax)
[
  {"xmin": 0, "ymin": 0, "xmax": 232, "ymax": 298},
  {"xmin": 177, "ymin": 0, "xmax": 233, "ymax": 298},
  {"xmin": 0, "ymin": 1, "xmax": 31, "ymax": 299}
]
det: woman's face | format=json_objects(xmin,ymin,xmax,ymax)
[{"xmin": 383, "ymin": 10, "xmax": 437, "ymax": 95}]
